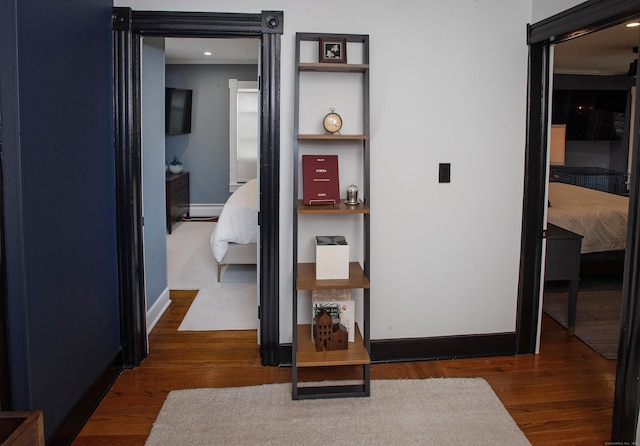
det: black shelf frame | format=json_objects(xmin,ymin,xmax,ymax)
[{"xmin": 292, "ymin": 32, "xmax": 371, "ymax": 400}]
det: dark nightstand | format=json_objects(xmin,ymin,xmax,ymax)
[
  {"xmin": 545, "ymin": 223, "xmax": 583, "ymax": 335},
  {"xmin": 165, "ymin": 172, "xmax": 190, "ymax": 234}
]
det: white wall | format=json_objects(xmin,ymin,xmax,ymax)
[
  {"xmin": 116, "ymin": 0, "xmax": 541, "ymax": 344},
  {"xmin": 532, "ymin": 0, "xmax": 586, "ymax": 23}
]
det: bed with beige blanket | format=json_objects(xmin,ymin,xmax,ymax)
[{"xmin": 547, "ymin": 182, "xmax": 628, "ymax": 254}]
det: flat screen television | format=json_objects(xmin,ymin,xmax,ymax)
[
  {"xmin": 552, "ymin": 89, "xmax": 627, "ymax": 141},
  {"xmin": 165, "ymin": 87, "xmax": 193, "ymax": 135}
]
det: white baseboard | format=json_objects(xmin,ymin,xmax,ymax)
[
  {"xmin": 147, "ymin": 287, "xmax": 171, "ymax": 335},
  {"xmin": 189, "ymin": 204, "xmax": 224, "ymax": 218},
  {"xmin": 229, "ymin": 183, "xmax": 244, "ymax": 193}
]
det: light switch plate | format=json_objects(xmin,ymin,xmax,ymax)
[{"xmin": 439, "ymin": 163, "xmax": 451, "ymax": 183}]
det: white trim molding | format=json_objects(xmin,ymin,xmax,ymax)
[
  {"xmin": 147, "ymin": 287, "xmax": 171, "ymax": 335},
  {"xmin": 229, "ymin": 79, "xmax": 258, "ymax": 192},
  {"xmin": 189, "ymin": 203, "xmax": 224, "ymax": 218}
]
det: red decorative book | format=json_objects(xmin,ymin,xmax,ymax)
[{"xmin": 302, "ymin": 155, "xmax": 340, "ymax": 205}]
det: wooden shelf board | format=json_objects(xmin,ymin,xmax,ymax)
[
  {"xmin": 299, "ymin": 63, "xmax": 369, "ymax": 73},
  {"xmin": 297, "ymin": 262, "xmax": 370, "ymax": 290},
  {"xmin": 297, "ymin": 200, "xmax": 369, "ymax": 214},
  {"xmin": 296, "ymin": 324, "xmax": 370, "ymax": 367},
  {"xmin": 298, "ymin": 134, "xmax": 369, "ymax": 141}
]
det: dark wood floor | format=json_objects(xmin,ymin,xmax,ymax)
[{"xmin": 73, "ymin": 288, "xmax": 617, "ymax": 445}]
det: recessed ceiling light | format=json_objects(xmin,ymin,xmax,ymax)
[
  {"xmin": 626, "ymin": 22, "xmax": 640, "ymax": 28},
  {"xmin": 204, "ymin": 51, "xmax": 212, "ymax": 56}
]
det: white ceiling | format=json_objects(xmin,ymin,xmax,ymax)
[
  {"xmin": 554, "ymin": 21, "xmax": 639, "ymax": 75},
  {"xmin": 164, "ymin": 37, "xmax": 259, "ymax": 64}
]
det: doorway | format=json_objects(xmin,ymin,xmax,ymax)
[
  {"xmin": 540, "ymin": 23, "xmax": 635, "ymax": 359},
  {"xmin": 113, "ymin": 8, "xmax": 283, "ymax": 367},
  {"xmin": 142, "ymin": 36, "xmax": 261, "ymax": 336},
  {"xmin": 523, "ymin": 1, "xmax": 640, "ymax": 441}
]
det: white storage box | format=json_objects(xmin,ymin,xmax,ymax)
[
  {"xmin": 312, "ymin": 289, "xmax": 354, "ymax": 342},
  {"xmin": 315, "ymin": 236, "xmax": 349, "ymax": 280}
]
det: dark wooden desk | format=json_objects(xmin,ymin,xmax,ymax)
[{"xmin": 545, "ymin": 223, "xmax": 583, "ymax": 335}]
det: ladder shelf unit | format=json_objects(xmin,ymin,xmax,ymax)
[{"xmin": 292, "ymin": 32, "xmax": 371, "ymax": 400}]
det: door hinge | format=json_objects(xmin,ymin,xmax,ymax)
[{"xmin": 258, "ymin": 306, "xmax": 262, "ymax": 319}]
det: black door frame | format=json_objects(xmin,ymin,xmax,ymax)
[
  {"xmin": 522, "ymin": 0, "xmax": 640, "ymax": 441},
  {"xmin": 112, "ymin": 8, "xmax": 283, "ymax": 367}
]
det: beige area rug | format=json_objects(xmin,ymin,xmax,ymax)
[
  {"xmin": 543, "ymin": 288, "xmax": 621, "ymax": 359},
  {"xmin": 145, "ymin": 379, "xmax": 530, "ymax": 446},
  {"xmin": 167, "ymin": 221, "xmax": 257, "ymax": 331}
]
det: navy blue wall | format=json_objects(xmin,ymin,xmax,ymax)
[{"xmin": 0, "ymin": 0, "xmax": 120, "ymax": 439}]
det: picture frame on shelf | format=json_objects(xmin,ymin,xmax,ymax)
[{"xmin": 319, "ymin": 37, "xmax": 347, "ymax": 63}]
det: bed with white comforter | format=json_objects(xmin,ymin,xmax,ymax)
[
  {"xmin": 210, "ymin": 178, "xmax": 258, "ymax": 280},
  {"xmin": 547, "ymin": 182, "xmax": 628, "ymax": 254}
]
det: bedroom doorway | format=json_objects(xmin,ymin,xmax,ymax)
[
  {"xmin": 524, "ymin": 1, "xmax": 640, "ymax": 441},
  {"xmin": 539, "ymin": 24, "xmax": 634, "ymax": 356},
  {"xmin": 113, "ymin": 9, "xmax": 283, "ymax": 368},
  {"xmin": 146, "ymin": 37, "xmax": 261, "ymax": 336}
]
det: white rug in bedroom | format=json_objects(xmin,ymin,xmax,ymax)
[
  {"xmin": 178, "ymin": 264, "xmax": 258, "ymax": 331},
  {"xmin": 167, "ymin": 221, "xmax": 219, "ymax": 290},
  {"xmin": 167, "ymin": 222, "xmax": 258, "ymax": 331}
]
